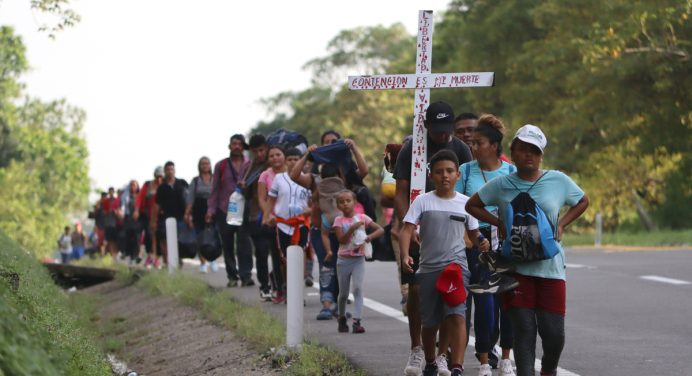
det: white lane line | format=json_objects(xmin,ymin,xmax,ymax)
[
  {"xmin": 565, "ymin": 263, "xmax": 597, "ymax": 270},
  {"xmin": 311, "ymin": 286, "xmax": 580, "ymax": 375},
  {"xmin": 565, "ymin": 263, "xmax": 586, "ymax": 268},
  {"xmin": 640, "ymin": 275, "xmax": 691, "ymax": 285}
]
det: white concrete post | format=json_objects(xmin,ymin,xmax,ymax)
[
  {"xmin": 595, "ymin": 213, "xmax": 603, "ymax": 247},
  {"xmin": 165, "ymin": 217, "xmax": 179, "ymax": 274},
  {"xmin": 286, "ymin": 245, "xmax": 304, "ymax": 348}
]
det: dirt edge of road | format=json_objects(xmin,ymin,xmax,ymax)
[{"xmin": 83, "ymin": 280, "xmax": 277, "ymax": 376}]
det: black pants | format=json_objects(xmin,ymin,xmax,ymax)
[
  {"xmin": 510, "ymin": 308, "xmax": 565, "ymax": 376},
  {"xmin": 215, "ymin": 211, "xmax": 253, "ymax": 282},
  {"xmin": 246, "ymin": 221, "xmax": 272, "ymax": 291},
  {"xmin": 139, "ymin": 214, "xmax": 153, "ymax": 254}
]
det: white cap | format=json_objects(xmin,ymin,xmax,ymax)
[{"xmin": 513, "ymin": 124, "xmax": 547, "ymax": 153}]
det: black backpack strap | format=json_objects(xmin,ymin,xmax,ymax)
[
  {"xmin": 526, "ymin": 171, "xmax": 548, "ymax": 193},
  {"xmin": 505, "ymin": 175, "xmax": 521, "ymax": 191},
  {"xmin": 506, "ymin": 171, "xmax": 548, "ymax": 192}
]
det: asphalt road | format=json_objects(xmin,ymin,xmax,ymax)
[{"xmin": 187, "ymin": 246, "xmax": 692, "ymax": 376}]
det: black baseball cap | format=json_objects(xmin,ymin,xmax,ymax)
[
  {"xmin": 425, "ymin": 101, "xmax": 455, "ymax": 133},
  {"xmin": 230, "ymin": 134, "xmax": 249, "ymax": 150}
]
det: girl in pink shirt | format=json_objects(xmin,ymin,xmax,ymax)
[{"xmin": 332, "ymin": 190, "xmax": 384, "ymax": 334}]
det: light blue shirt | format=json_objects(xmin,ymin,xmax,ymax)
[
  {"xmin": 478, "ymin": 170, "xmax": 585, "ymax": 280},
  {"xmin": 455, "ymin": 160, "xmax": 515, "ymax": 228}
]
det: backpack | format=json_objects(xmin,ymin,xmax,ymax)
[
  {"xmin": 500, "ymin": 172, "xmax": 561, "ymax": 262},
  {"xmin": 266, "ymin": 128, "xmax": 308, "ymax": 154}
]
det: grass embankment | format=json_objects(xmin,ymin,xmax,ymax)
[
  {"xmin": 137, "ymin": 271, "xmax": 365, "ymax": 376},
  {"xmin": 0, "ymin": 231, "xmax": 111, "ymax": 376},
  {"xmin": 562, "ymin": 228, "xmax": 692, "ymax": 247}
]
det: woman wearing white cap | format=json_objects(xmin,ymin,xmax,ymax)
[{"xmin": 465, "ymin": 124, "xmax": 589, "ymax": 376}]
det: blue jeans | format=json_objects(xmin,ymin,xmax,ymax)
[
  {"xmin": 466, "ymin": 245, "xmax": 496, "ymax": 353},
  {"xmin": 60, "ymin": 253, "xmax": 70, "ymax": 264},
  {"xmin": 310, "ymin": 227, "xmax": 339, "ymax": 304}
]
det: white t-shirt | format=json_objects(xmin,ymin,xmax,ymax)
[
  {"xmin": 269, "ymin": 172, "xmax": 311, "ymax": 235},
  {"xmin": 403, "ymin": 191, "xmax": 479, "ymax": 273},
  {"xmin": 58, "ymin": 234, "xmax": 72, "ymax": 254}
]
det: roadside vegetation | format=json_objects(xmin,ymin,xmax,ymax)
[
  {"xmin": 137, "ymin": 271, "xmax": 365, "ymax": 376},
  {"xmin": 0, "ymin": 231, "xmax": 111, "ymax": 376},
  {"xmin": 562, "ymin": 228, "xmax": 692, "ymax": 247}
]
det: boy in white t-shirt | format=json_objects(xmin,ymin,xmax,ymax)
[
  {"xmin": 400, "ymin": 150, "xmax": 489, "ymax": 376},
  {"xmin": 57, "ymin": 226, "xmax": 72, "ymax": 264}
]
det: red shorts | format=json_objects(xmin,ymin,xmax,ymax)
[{"xmin": 502, "ymin": 274, "xmax": 566, "ymax": 316}]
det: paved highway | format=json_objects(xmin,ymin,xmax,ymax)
[{"xmin": 188, "ymin": 247, "xmax": 692, "ymax": 375}]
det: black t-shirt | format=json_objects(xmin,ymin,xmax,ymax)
[
  {"xmin": 156, "ymin": 178, "xmax": 189, "ymax": 220},
  {"xmin": 393, "ymin": 136, "xmax": 472, "ymax": 193}
]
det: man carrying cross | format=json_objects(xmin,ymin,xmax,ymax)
[{"xmin": 394, "ymin": 101, "xmax": 473, "ymax": 376}]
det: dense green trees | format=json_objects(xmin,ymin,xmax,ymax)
[
  {"xmin": 251, "ymin": 1, "xmax": 691, "ymax": 231},
  {"xmin": 0, "ymin": 26, "xmax": 89, "ymax": 257}
]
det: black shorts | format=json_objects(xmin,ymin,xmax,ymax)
[
  {"xmin": 105, "ymin": 226, "xmax": 118, "ymax": 241},
  {"xmin": 401, "ymin": 249, "xmax": 420, "ymax": 285}
]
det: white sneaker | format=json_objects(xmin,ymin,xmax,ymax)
[
  {"xmin": 499, "ymin": 359, "xmax": 516, "ymax": 376},
  {"xmin": 404, "ymin": 346, "xmax": 424, "ymax": 376},
  {"xmin": 199, "ymin": 263, "xmax": 208, "ymax": 273},
  {"xmin": 210, "ymin": 260, "xmax": 219, "ymax": 272},
  {"xmin": 436, "ymin": 354, "xmax": 451, "ymax": 376},
  {"xmin": 478, "ymin": 364, "xmax": 492, "ymax": 376}
]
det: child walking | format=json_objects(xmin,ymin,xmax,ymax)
[
  {"xmin": 400, "ymin": 150, "xmax": 489, "ymax": 376},
  {"xmin": 333, "ymin": 190, "xmax": 384, "ymax": 333}
]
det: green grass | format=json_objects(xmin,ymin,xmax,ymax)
[
  {"xmin": 136, "ymin": 271, "xmax": 365, "ymax": 375},
  {"xmin": 0, "ymin": 231, "xmax": 111, "ymax": 376},
  {"xmin": 562, "ymin": 228, "xmax": 692, "ymax": 247}
]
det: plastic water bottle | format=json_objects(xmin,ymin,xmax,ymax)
[{"xmin": 226, "ymin": 188, "xmax": 245, "ymax": 225}]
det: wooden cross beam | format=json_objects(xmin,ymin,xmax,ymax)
[{"xmin": 349, "ymin": 10, "xmax": 494, "ymax": 202}]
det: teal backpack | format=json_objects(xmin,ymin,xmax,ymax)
[{"xmin": 500, "ymin": 172, "xmax": 561, "ymax": 262}]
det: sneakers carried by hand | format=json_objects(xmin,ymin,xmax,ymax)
[
  {"xmin": 478, "ymin": 251, "xmax": 515, "ymax": 273},
  {"xmin": 499, "ymin": 359, "xmax": 516, "ymax": 376},
  {"xmin": 468, "ymin": 273, "xmax": 519, "ymax": 295},
  {"xmin": 435, "ymin": 354, "xmax": 451, "ymax": 376},
  {"xmin": 404, "ymin": 346, "xmax": 424, "ymax": 376},
  {"xmin": 478, "ymin": 364, "xmax": 492, "ymax": 376}
]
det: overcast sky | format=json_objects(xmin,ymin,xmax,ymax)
[{"xmin": 0, "ymin": 0, "xmax": 450, "ymax": 192}]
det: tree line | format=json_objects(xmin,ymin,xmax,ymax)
[
  {"xmin": 251, "ymin": 0, "xmax": 691, "ymax": 231},
  {"xmin": 0, "ymin": 26, "xmax": 90, "ymax": 258}
]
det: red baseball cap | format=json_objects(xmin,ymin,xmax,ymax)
[{"xmin": 435, "ymin": 263, "xmax": 467, "ymax": 307}]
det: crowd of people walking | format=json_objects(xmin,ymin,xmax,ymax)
[{"xmin": 65, "ymin": 100, "xmax": 587, "ymax": 376}]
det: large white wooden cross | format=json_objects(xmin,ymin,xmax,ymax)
[{"xmin": 349, "ymin": 10, "xmax": 494, "ymax": 203}]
